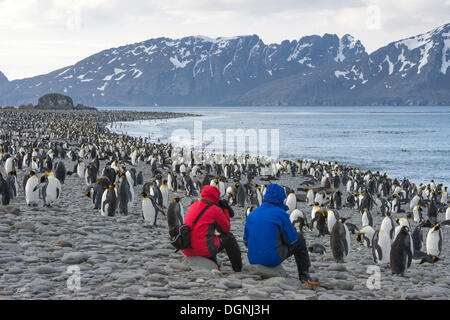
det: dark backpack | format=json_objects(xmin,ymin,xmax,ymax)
[{"xmin": 169, "ymin": 202, "xmax": 212, "ymax": 252}]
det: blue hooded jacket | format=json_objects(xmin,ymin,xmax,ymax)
[{"xmin": 243, "ymin": 184, "xmax": 299, "ymax": 266}]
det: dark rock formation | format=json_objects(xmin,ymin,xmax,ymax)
[{"xmin": 36, "ymin": 93, "xmax": 74, "ymax": 109}]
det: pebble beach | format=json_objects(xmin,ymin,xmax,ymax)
[{"xmin": 0, "ymin": 109, "xmax": 449, "ymax": 300}]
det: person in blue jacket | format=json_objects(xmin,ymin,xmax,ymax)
[{"xmin": 244, "ymin": 183, "xmax": 318, "ymax": 284}]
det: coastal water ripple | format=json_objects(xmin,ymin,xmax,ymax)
[{"xmin": 101, "ymin": 106, "xmax": 450, "ymax": 186}]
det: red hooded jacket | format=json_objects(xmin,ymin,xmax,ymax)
[{"xmin": 181, "ymin": 185, "xmax": 230, "ymax": 258}]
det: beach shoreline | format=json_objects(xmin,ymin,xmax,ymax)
[{"xmin": 0, "ymin": 108, "xmax": 448, "ymax": 300}]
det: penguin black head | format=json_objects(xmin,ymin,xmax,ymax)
[
  {"xmin": 355, "ymin": 233, "xmax": 362, "ymax": 243},
  {"xmin": 141, "ymin": 191, "xmax": 148, "ymax": 198},
  {"xmin": 400, "ymin": 226, "xmax": 410, "ymax": 233},
  {"xmin": 406, "ymin": 213, "xmax": 413, "ymax": 221}
]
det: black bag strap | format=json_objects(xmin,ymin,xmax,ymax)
[{"xmin": 191, "ymin": 201, "xmax": 213, "ymax": 227}]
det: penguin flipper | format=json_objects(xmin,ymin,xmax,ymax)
[
  {"xmin": 342, "ymin": 235, "xmax": 349, "ymax": 257},
  {"xmin": 404, "ymin": 236, "xmax": 412, "ymax": 268}
]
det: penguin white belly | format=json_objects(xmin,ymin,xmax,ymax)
[
  {"xmin": 46, "ymin": 178, "xmax": 60, "ymax": 204},
  {"xmin": 22, "ymin": 156, "xmax": 29, "ymax": 168},
  {"xmin": 161, "ymin": 187, "xmax": 169, "ymax": 208},
  {"xmin": 168, "ymin": 175, "xmax": 174, "ymax": 191},
  {"xmin": 306, "ymin": 191, "xmax": 314, "ymax": 206},
  {"xmin": 327, "ymin": 213, "xmax": 336, "ymax": 235},
  {"xmin": 413, "ymin": 206, "xmax": 421, "ymax": 222},
  {"xmin": 410, "ymin": 195, "xmax": 420, "ymax": 210},
  {"xmin": 142, "ymin": 199, "xmax": 156, "ymax": 224},
  {"xmin": 381, "ymin": 218, "xmax": 394, "ymax": 240},
  {"xmin": 346, "ymin": 181, "xmax": 352, "ymax": 193},
  {"xmin": 314, "ymin": 193, "xmax": 322, "ymax": 205},
  {"xmin": 362, "ymin": 213, "xmax": 369, "ymax": 227},
  {"xmin": 77, "ymin": 164, "xmax": 85, "ymax": 178},
  {"xmin": 286, "ymin": 195, "xmax": 296, "ymax": 212},
  {"xmin": 446, "ymin": 207, "xmax": 450, "ymax": 220},
  {"xmin": 426, "ymin": 229, "xmax": 441, "ymax": 256},
  {"xmin": 100, "ymin": 189, "xmax": 108, "ymax": 216},
  {"xmin": 4, "ymin": 158, "xmax": 13, "ymax": 174},
  {"xmin": 31, "ymin": 161, "xmax": 39, "ymax": 171},
  {"xmin": 25, "ymin": 177, "xmax": 40, "ymax": 205},
  {"xmin": 219, "ymin": 182, "xmax": 225, "ymax": 197},
  {"xmin": 128, "ymin": 180, "xmax": 135, "ymax": 203},
  {"xmin": 377, "ymin": 230, "xmax": 391, "ymax": 264},
  {"xmin": 311, "ymin": 207, "xmax": 320, "ymax": 220}
]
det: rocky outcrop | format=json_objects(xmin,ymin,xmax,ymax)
[{"xmin": 36, "ymin": 93, "xmax": 74, "ymax": 110}]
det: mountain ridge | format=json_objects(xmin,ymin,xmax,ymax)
[{"xmin": 0, "ymin": 23, "xmax": 449, "ymax": 106}]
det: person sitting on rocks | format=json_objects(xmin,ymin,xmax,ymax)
[
  {"xmin": 244, "ymin": 183, "xmax": 319, "ymax": 285},
  {"xmin": 181, "ymin": 185, "xmax": 242, "ymax": 271}
]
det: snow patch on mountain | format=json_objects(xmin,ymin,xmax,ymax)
[
  {"xmin": 335, "ymin": 70, "xmax": 350, "ymax": 79},
  {"xmin": 417, "ymin": 41, "xmax": 434, "ymax": 74},
  {"xmin": 170, "ymin": 56, "xmax": 191, "ymax": 69},
  {"xmin": 441, "ymin": 32, "xmax": 450, "ymax": 74},
  {"xmin": 383, "ymin": 55, "xmax": 394, "ymax": 75}
]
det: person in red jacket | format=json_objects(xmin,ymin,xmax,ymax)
[{"xmin": 181, "ymin": 185, "xmax": 242, "ymax": 271}]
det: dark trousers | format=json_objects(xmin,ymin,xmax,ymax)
[
  {"xmin": 209, "ymin": 232, "xmax": 242, "ymax": 272},
  {"xmin": 279, "ymin": 232, "xmax": 311, "ymax": 279}
]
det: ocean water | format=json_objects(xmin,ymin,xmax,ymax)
[{"xmin": 99, "ymin": 106, "xmax": 450, "ymax": 187}]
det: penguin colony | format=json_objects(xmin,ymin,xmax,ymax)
[{"xmin": 0, "ymin": 108, "xmax": 449, "ymax": 298}]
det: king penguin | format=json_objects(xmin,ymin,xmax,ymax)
[
  {"xmin": 167, "ymin": 197, "xmax": 184, "ymax": 230},
  {"xmin": 381, "ymin": 212, "xmax": 396, "ymax": 240},
  {"xmin": 25, "ymin": 171, "xmax": 40, "ymax": 206},
  {"xmin": 327, "ymin": 209, "xmax": 338, "ymax": 235},
  {"xmin": 306, "ymin": 188, "xmax": 315, "ymax": 206},
  {"xmin": 285, "ymin": 191, "xmax": 297, "ymax": 213},
  {"xmin": 330, "ymin": 218, "xmax": 351, "ymax": 263},
  {"xmin": 361, "ymin": 208, "xmax": 373, "ymax": 227},
  {"xmin": 356, "ymin": 225, "xmax": 375, "ymax": 248},
  {"xmin": 160, "ymin": 180, "xmax": 169, "ymax": 208},
  {"xmin": 372, "ymin": 228, "xmax": 391, "ymax": 265},
  {"xmin": 142, "ymin": 191, "xmax": 164, "ymax": 226},
  {"xmin": 426, "ymin": 223, "xmax": 443, "ymax": 257},
  {"xmin": 101, "ymin": 185, "xmax": 117, "ymax": 217},
  {"xmin": 390, "ymin": 226, "xmax": 413, "ymax": 276},
  {"xmin": 54, "ymin": 161, "xmax": 66, "ymax": 184},
  {"xmin": 290, "ymin": 209, "xmax": 308, "ymax": 233}
]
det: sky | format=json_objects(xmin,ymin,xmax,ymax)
[{"xmin": 1, "ymin": 0, "xmax": 449, "ymax": 80}]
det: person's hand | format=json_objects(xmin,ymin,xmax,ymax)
[{"xmin": 218, "ymin": 199, "xmax": 235, "ymax": 218}]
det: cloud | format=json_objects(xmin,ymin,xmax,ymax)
[{"xmin": 0, "ymin": 0, "xmax": 449, "ymax": 79}]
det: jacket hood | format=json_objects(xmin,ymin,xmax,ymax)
[
  {"xmin": 201, "ymin": 185, "xmax": 220, "ymax": 203},
  {"xmin": 263, "ymin": 184, "xmax": 289, "ymax": 210}
]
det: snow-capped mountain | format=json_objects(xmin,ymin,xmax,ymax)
[
  {"xmin": 0, "ymin": 33, "xmax": 365, "ymax": 106},
  {"xmin": 0, "ymin": 23, "xmax": 449, "ymax": 106},
  {"xmin": 235, "ymin": 23, "xmax": 450, "ymax": 106}
]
